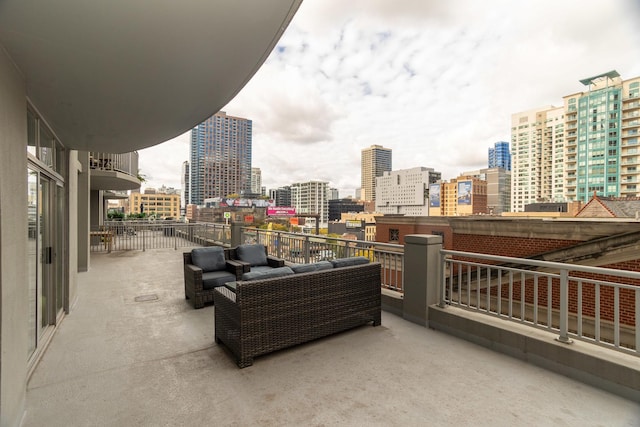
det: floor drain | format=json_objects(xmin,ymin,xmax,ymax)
[{"xmin": 134, "ymin": 294, "xmax": 159, "ymax": 302}]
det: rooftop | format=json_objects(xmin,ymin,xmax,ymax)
[{"xmin": 24, "ymin": 248, "xmax": 639, "ymax": 425}]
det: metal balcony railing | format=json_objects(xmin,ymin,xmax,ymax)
[
  {"xmin": 92, "ymin": 221, "xmax": 231, "ymax": 252},
  {"xmin": 241, "ymin": 227, "xmax": 405, "ymax": 292},
  {"xmin": 441, "ymin": 250, "xmax": 640, "ymax": 355},
  {"xmin": 89, "ymin": 151, "xmax": 139, "ymax": 176}
]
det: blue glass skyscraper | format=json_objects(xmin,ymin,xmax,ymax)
[{"xmin": 488, "ymin": 141, "xmax": 511, "ymax": 171}]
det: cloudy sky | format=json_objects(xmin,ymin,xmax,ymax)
[{"xmin": 139, "ymin": 0, "xmax": 640, "ymax": 197}]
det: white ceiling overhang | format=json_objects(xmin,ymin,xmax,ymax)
[{"xmin": 0, "ymin": 0, "xmax": 302, "ymax": 152}]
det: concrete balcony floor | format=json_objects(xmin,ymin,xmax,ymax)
[{"xmin": 25, "ymin": 249, "xmax": 639, "ymax": 426}]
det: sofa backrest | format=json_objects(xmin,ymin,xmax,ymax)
[
  {"xmin": 235, "ymin": 262, "xmax": 381, "ymax": 304},
  {"xmin": 234, "ymin": 244, "xmax": 268, "ymax": 266}
]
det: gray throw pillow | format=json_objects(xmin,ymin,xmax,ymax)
[
  {"xmin": 191, "ymin": 247, "xmax": 226, "ymax": 272},
  {"xmin": 241, "ymin": 266, "xmax": 294, "ymax": 281},
  {"xmin": 313, "ymin": 261, "xmax": 334, "ymax": 271},
  {"xmin": 236, "ymin": 244, "xmax": 268, "ymax": 266},
  {"xmin": 291, "ymin": 263, "xmax": 317, "ymax": 274},
  {"xmin": 330, "ymin": 256, "xmax": 370, "ymax": 269}
]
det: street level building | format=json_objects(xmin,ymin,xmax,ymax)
[{"xmin": 129, "ymin": 190, "xmax": 181, "ymax": 219}]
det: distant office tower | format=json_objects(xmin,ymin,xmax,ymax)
[
  {"xmin": 511, "ymin": 71, "xmax": 640, "ymax": 212},
  {"xmin": 327, "ymin": 188, "xmax": 339, "ymax": 201},
  {"xmin": 361, "ymin": 145, "xmax": 392, "ymax": 202},
  {"xmin": 251, "ymin": 167, "xmax": 262, "ymax": 194},
  {"xmin": 189, "ymin": 111, "xmax": 252, "ymax": 205},
  {"xmin": 291, "ymin": 180, "xmax": 329, "ymax": 227},
  {"xmin": 375, "ymin": 167, "xmax": 441, "ymax": 216},
  {"xmin": 181, "ymin": 160, "xmax": 189, "ymax": 214},
  {"xmin": 488, "ymin": 141, "xmax": 511, "ymax": 171}
]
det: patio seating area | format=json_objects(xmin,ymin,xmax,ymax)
[{"xmin": 23, "ymin": 248, "xmax": 640, "ymax": 426}]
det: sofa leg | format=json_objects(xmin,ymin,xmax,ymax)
[{"xmin": 238, "ymin": 357, "xmax": 253, "ymax": 368}]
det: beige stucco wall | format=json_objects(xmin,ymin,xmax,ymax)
[{"xmin": 0, "ymin": 45, "xmax": 29, "ymax": 427}]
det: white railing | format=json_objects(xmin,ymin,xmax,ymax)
[
  {"xmin": 441, "ymin": 250, "xmax": 640, "ymax": 355},
  {"xmin": 92, "ymin": 221, "xmax": 231, "ymax": 252},
  {"xmin": 89, "ymin": 151, "xmax": 139, "ymax": 176},
  {"xmin": 241, "ymin": 227, "xmax": 405, "ymax": 292}
]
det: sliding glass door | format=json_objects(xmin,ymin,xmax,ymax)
[{"xmin": 27, "ymin": 167, "xmax": 65, "ymax": 360}]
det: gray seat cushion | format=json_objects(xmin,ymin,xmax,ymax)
[
  {"xmin": 331, "ymin": 257, "xmax": 370, "ymax": 268},
  {"xmin": 201, "ymin": 270, "xmax": 236, "ymax": 290},
  {"xmin": 241, "ymin": 266, "xmax": 294, "ymax": 281},
  {"xmin": 191, "ymin": 247, "xmax": 226, "ymax": 272},
  {"xmin": 236, "ymin": 244, "xmax": 268, "ymax": 266}
]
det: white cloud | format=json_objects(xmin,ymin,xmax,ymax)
[{"xmin": 140, "ymin": 0, "xmax": 640, "ymax": 198}]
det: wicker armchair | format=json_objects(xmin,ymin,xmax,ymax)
[
  {"xmin": 183, "ymin": 246, "xmax": 244, "ymax": 309},
  {"xmin": 228, "ymin": 244, "xmax": 285, "ymax": 275}
]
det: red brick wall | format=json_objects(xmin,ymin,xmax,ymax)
[{"xmin": 453, "ymin": 234, "xmax": 580, "ymax": 258}]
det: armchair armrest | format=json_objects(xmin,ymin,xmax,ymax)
[
  {"xmin": 184, "ymin": 263, "xmax": 204, "ymax": 291},
  {"xmin": 267, "ymin": 256, "xmax": 285, "ymax": 268},
  {"xmin": 225, "ymin": 259, "xmax": 245, "ymax": 280}
]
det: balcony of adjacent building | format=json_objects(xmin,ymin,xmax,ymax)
[
  {"xmin": 22, "ymin": 228, "xmax": 640, "ymax": 425},
  {"xmin": 89, "ymin": 151, "xmax": 141, "ymax": 191}
]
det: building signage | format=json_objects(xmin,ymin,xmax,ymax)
[
  {"xmin": 267, "ymin": 207, "xmax": 296, "ymax": 216},
  {"xmin": 458, "ymin": 181, "xmax": 472, "ymax": 205},
  {"xmin": 429, "ymin": 184, "xmax": 440, "ymax": 207}
]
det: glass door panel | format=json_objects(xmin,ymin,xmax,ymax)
[
  {"xmin": 56, "ymin": 184, "xmax": 65, "ymax": 314},
  {"xmin": 27, "ymin": 169, "xmax": 39, "ymax": 357}
]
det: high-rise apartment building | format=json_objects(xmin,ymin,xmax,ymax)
[
  {"xmin": 564, "ymin": 71, "xmax": 640, "ymax": 202},
  {"xmin": 511, "ymin": 106, "xmax": 565, "ymax": 212},
  {"xmin": 251, "ymin": 167, "xmax": 262, "ymax": 194},
  {"xmin": 291, "ymin": 180, "xmax": 329, "ymax": 227},
  {"xmin": 511, "ymin": 71, "xmax": 640, "ymax": 212},
  {"xmin": 375, "ymin": 167, "xmax": 441, "ymax": 216},
  {"xmin": 488, "ymin": 141, "xmax": 511, "ymax": 171},
  {"xmin": 361, "ymin": 145, "xmax": 392, "ymax": 202},
  {"xmin": 189, "ymin": 111, "xmax": 252, "ymax": 206}
]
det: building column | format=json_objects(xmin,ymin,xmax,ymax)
[
  {"xmin": 402, "ymin": 234, "xmax": 443, "ymax": 326},
  {"xmin": 76, "ymin": 152, "xmax": 90, "ymax": 272}
]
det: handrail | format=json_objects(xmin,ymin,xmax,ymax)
[
  {"xmin": 440, "ymin": 249, "xmax": 640, "ymax": 355},
  {"xmin": 241, "ymin": 227, "xmax": 405, "ymax": 292}
]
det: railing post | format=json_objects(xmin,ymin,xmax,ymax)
[
  {"xmin": 556, "ymin": 269, "xmax": 572, "ymax": 344},
  {"xmin": 230, "ymin": 222, "xmax": 243, "ymax": 248},
  {"xmin": 403, "ymin": 235, "xmax": 443, "ymax": 327},
  {"xmin": 439, "ymin": 254, "xmax": 447, "ymax": 308},
  {"xmin": 304, "ymin": 235, "xmax": 310, "ymax": 264}
]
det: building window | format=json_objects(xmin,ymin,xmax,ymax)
[{"xmin": 389, "ymin": 228, "xmax": 399, "ymax": 242}]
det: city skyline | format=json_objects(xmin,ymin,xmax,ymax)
[{"xmin": 139, "ymin": 0, "xmax": 640, "ymax": 197}]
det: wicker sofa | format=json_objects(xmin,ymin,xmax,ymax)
[{"xmin": 213, "ymin": 259, "xmax": 382, "ymax": 367}]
